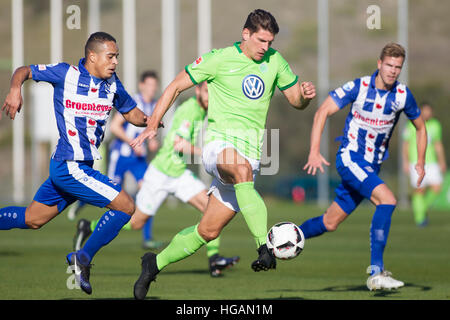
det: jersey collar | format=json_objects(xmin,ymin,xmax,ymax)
[{"xmin": 234, "ymin": 42, "xmax": 243, "ymax": 53}]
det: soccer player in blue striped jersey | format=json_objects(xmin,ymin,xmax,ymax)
[
  {"xmin": 71, "ymin": 71, "xmax": 162, "ymax": 249},
  {"xmin": 0, "ymin": 32, "xmax": 152, "ymax": 295},
  {"xmin": 300, "ymin": 43, "xmax": 427, "ymax": 291}
]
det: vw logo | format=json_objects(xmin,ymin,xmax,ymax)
[{"xmin": 242, "ymin": 74, "xmax": 265, "ymax": 100}]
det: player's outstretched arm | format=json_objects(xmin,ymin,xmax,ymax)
[
  {"xmin": 130, "ymin": 70, "xmax": 194, "ymax": 149},
  {"xmin": 303, "ymin": 95, "xmax": 339, "ymax": 175},
  {"xmin": 411, "ymin": 116, "xmax": 427, "ymax": 187},
  {"xmin": 282, "ymin": 81, "xmax": 316, "ymax": 110},
  {"xmin": 121, "ymin": 106, "xmax": 148, "ymax": 128},
  {"xmin": 1, "ymin": 66, "xmax": 32, "ymax": 120}
]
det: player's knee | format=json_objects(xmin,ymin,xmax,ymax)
[
  {"xmin": 322, "ymin": 218, "xmax": 339, "ymax": 232},
  {"xmin": 25, "ymin": 217, "xmax": 43, "ymax": 230},
  {"xmin": 233, "ymin": 164, "xmax": 252, "ymax": 184},
  {"xmin": 380, "ymin": 195, "xmax": 397, "ymax": 206},
  {"xmin": 113, "ymin": 192, "xmax": 136, "ymax": 215},
  {"xmin": 123, "ymin": 200, "xmax": 136, "ymax": 216},
  {"xmin": 197, "ymin": 226, "xmax": 220, "ymax": 242}
]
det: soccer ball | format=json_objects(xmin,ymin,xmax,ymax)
[{"xmin": 266, "ymin": 222, "xmax": 305, "ymax": 260}]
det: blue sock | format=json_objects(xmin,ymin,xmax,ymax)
[
  {"xmin": 299, "ymin": 214, "xmax": 327, "ymax": 239},
  {"xmin": 369, "ymin": 204, "xmax": 395, "ymax": 275},
  {"xmin": 0, "ymin": 206, "xmax": 28, "ymax": 230},
  {"xmin": 142, "ymin": 217, "xmax": 153, "ymax": 242},
  {"xmin": 78, "ymin": 210, "xmax": 130, "ymax": 264}
]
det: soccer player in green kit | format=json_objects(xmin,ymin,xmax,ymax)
[
  {"xmin": 131, "ymin": 9, "xmax": 316, "ymax": 300},
  {"xmin": 74, "ymin": 82, "xmax": 240, "ymax": 277},
  {"xmin": 402, "ymin": 102, "xmax": 447, "ymax": 226}
]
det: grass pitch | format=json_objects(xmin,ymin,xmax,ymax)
[{"xmin": 0, "ymin": 198, "xmax": 449, "ymax": 300}]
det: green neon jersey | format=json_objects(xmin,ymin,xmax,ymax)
[
  {"xmin": 403, "ymin": 118, "xmax": 442, "ymax": 164},
  {"xmin": 151, "ymin": 96, "xmax": 206, "ymax": 177},
  {"xmin": 185, "ymin": 42, "xmax": 298, "ymax": 160}
]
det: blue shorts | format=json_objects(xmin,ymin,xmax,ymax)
[
  {"xmin": 107, "ymin": 150, "xmax": 147, "ymax": 186},
  {"xmin": 333, "ymin": 150, "xmax": 384, "ymax": 214},
  {"xmin": 34, "ymin": 158, "xmax": 122, "ymax": 212}
]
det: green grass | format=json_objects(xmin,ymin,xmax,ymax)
[{"xmin": 1, "ymin": 198, "xmax": 449, "ymax": 300}]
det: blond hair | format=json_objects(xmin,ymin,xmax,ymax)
[{"xmin": 380, "ymin": 42, "xmax": 406, "ymax": 61}]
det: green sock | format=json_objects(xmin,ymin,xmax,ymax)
[
  {"xmin": 90, "ymin": 219, "xmax": 132, "ymax": 231},
  {"xmin": 234, "ymin": 181, "xmax": 267, "ymax": 247},
  {"xmin": 206, "ymin": 237, "xmax": 220, "ymax": 258},
  {"xmin": 425, "ymin": 190, "xmax": 439, "ymax": 209},
  {"xmin": 90, "ymin": 220, "xmax": 98, "ymax": 232},
  {"xmin": 412, "ymin": 193, "xmax": 427, "ymax": 225},
  {"xmin": 156, "ymin": 224, "xmax": 207, "ymax": 271}
]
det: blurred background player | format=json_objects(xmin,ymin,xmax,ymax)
[
  {"xmin": 131, "ymin": 9, "xmax": 315, "ymax": 300},
  {"xmin": 68, "ymin": 70, "xmax": 162, "ymax": 249},
  {"xmin": 402, "ymin": 102, "xmax": 446, "ymax": 227},
  {"xmin": 0, "ymin": 32, "xmax": 150, "ymax": 295},
  {"xmin": 300, "ymin": 43, "xmax": 426, "ymax": 291},
  {"xmin": 74, "ymin": 82, "xmax": 240, "ymax": 277}
]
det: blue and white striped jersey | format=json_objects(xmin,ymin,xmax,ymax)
[
  {"xmin": 30, "ymin": 58, "xmax": 136, "ymax": 161},
  {"xmin": 330, "ymin": 70, "xmax": 420, "ymax": 165},
  {"xmin": 109, "ymin": 94, "xmax": 156, "ymax": 158}
]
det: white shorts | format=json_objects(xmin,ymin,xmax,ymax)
[
  {"xmin": 202, "ymin": 140, "xmax": 260, "ymax": 212},
  {"xmin": 409, "ymin": 163, "xmax": 443, "ymax": 188},
  {"xmin": 136, "ymin": 164, "xmax": 206, "ymax": 216}
]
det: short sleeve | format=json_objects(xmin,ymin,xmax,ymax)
[
  {"xmin": 185, "ymin": 49, "xmax": 220, "ymax": 85},
  {"xmin": 30, "ymin": 63, "xmax": 70, "ymax": 86},
  {"xmin": 329, "ymin": 78, "xmax": 360, "ymax": 109},
  {"xmin": 403, "ymin": 88, "xmax": 420, "ymax": 120},
  {"xmin": 276, "ymin": 52, "xmax": 298, "ymax": 91},
  {"xmin": 113, "ymin": 75, "xmax": 137, "ymax": 114}
]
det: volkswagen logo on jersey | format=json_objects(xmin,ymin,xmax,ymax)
[{"xmin": 242, "ymin": 74, "xmax": 265, "ymax": 100}]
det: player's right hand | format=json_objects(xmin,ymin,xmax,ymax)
[
  {"xmin": 130, "ymin": 119, "xmax": 164, "ymax": 149},
  {"xmin": 130, "ymin": 127, "xmax": 158, "ymax": 150},
  {"xmin": 415, "ymin": 162, "xmax": 425, "ymax": 188},
  {"xmin": 303, "ymin": 152, "xmax": 330, "ymax": 175},
  {"xmin": 1, "ymin": 88, "xmax": 23, "ymax": 120}
]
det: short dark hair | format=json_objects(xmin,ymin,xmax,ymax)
[
  {"xmin": 85, "ymin": 32, "xmax": 116, "ymax": 58},
  {"xmin": 243, "ymin": 9, "xmax": 279, "ymax": 35},
  {"xmin": 140, "ymin": 70, "xmax": 159, "ymax": 83}
]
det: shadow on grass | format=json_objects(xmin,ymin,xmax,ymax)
[
  {"xmin": 162, "ymin": 269, "xmax": 210, "ymax": 276},
  {"xmin": 292, "ymin": 282, "xmax": 432, "ymax": 298},
  {"xmin": 0, "ymin": 250, "xmax": 21, "ymax": 257}
]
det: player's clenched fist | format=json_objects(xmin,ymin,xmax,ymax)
[{"xmin": 301, "ymin": 81, "xmax": 316, "ymax": 100}]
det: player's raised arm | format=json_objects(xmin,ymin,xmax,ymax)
[
  {"xmin": 303, "ymin": 95, "xmax": 339, "ymax": 175},
  {"xmin": 130, "ymin": 69, "xmax": 195, "ymax": 149},
  {"xmin": 1, "ymin": 66, "xmax": 32, "ymax": 120},
  {"xmin": 410, "ymin": 115, "xmax": 427, "ymax": 187},
  {"xmin": 282, "ymin": 81, "xmax": 316, "ymax": 110}
]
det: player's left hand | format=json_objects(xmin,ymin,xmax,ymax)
[
  {"xmin": 300, "ymin": 81, "xmax": 316, "ymax": 100},
  {"xmin": 415, "ymin": 163, "xmax": 425, "ymax": 188}
]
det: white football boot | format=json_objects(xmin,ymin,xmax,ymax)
[{"xmin": 367, "ymin": 270, "xmax": 405, "ymax": 291}]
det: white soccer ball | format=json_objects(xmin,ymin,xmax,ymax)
[{"xmin": 266, "ymin": 222, "xmax": 305, "ymax": 260}]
